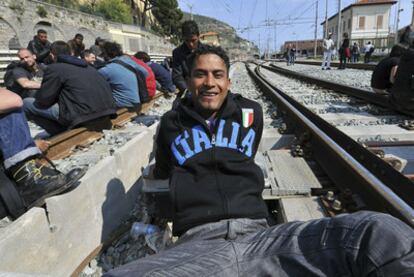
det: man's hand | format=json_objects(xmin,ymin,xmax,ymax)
[{"xmin": 143, "ymin": 164, "xmax": 157, "ymax": 180}]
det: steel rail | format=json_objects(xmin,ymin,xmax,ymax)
[
  {"xmin": 246, "ymin": 63, "xmax": 414, "ymax": 228},
  {"xmin": 264, "ymin": 63, "xmax": 414, "ymax": 118},
  {"xmin": 292, "ymin": 60, "xmax": 376, "ymax": 70},
  {"xmin": 46, "ymin": 92, "xmax": 167, "ymax": 160}
]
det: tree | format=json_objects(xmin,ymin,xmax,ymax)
[
  {"xmin": 96, "ymin": 0, "xmax": 132, "ymax": 24},
  {"xmin": 151, "ymin": 0, "xmax": 182, "ymax": 42}
]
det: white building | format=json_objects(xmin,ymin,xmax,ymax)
[{"xmin": 321, "ymin": 0, "xmax": 396, "ymax": 49}]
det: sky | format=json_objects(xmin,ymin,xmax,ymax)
[{"xmin": 177, "ymin": 0, "xmax": 413, "ymax": 53}]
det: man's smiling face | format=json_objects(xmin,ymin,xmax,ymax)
[{"xmin": 189, "ymin": 53, "xmax": 231, "ymax": 118}]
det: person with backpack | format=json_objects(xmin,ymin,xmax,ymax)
[
  {"xmin": 98, "ymin": 41, "xmax": 151, "ymax": 108},
  {"xmin": 364, "ymin": 41, "xmax": 374, "ymax": 63},
  {"xmin": 351, "ymin": 42, "xmax": 359, "ymax": 63},
  {"xmin": 338, "ymin": 33, "xmax": 350, "ymax": 69},
  {"xmin": 23, "ymin": 41, "xmax": 117, "ymax": 136},
  {"xmin": 5, "ymin": 48, "xmax": 45, "ymax": 99}
]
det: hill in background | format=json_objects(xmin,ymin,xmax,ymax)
[{"xmin": 182, "ymin": 12, "xmax": 259, "ymax": 59}]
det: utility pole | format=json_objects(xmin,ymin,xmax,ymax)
[
  {"xmin": 314, "ymin": 0, "xmax": 318, "ymax": 58},
  {"xmin": 336, "ymin": 0, "xmax": 342, "ymax": 50},
  {"xmin": 274, "ymin": 25, "xmax": 277, "ymax": 54},
  {"xmin": 394, "ymin": 0, "xmax": 402, "ymax": 44},
  {"xmin": 325, "ymin": 0, "xmax": 328, "ymax": 38},
  {"xmin": 412, "ymin": 1, "xmax": 414, "ymax": 26}
]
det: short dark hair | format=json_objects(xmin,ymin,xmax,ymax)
[
  {"xmin": 389, "ymin": 45, "xmax": 405, "ymax": 57},
  {"xmin": 134, "ymin": 51, "xmax": 151, "ymax": 62},
  {"xmin": 37, "ymin": 29, "xmax": 47, "ymax": 35},
  {"xmin": 186, "ymin": 45, "xmax": 230, "ymax": 76},
  {"xmin": 182, "ymin": 20, "xmax": 199, "ymax": 38},
  {"xmin": 75, "ymin": 33, "xmax": 83, "ymax": 39},
  {"xmin": 51, "ymin": 41, "xmax": 71, "ymax": 56},
  {"xmin": 101, "ymin": 41, "xmax": 123, "ymax": 59},
  {"xmin": 82, "ymin": 49, "xmax": 94, "ymax": 58}
]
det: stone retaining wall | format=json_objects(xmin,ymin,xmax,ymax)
[{"xmin": 0, "ymin": 0, "xmax": 174, "ymax": 55}]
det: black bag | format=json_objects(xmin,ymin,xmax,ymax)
[
  {"xmin": 0, "ymin": 166, "xmax": 26, "ymax": 220},
  {"xmin": 3, "ymin": 61, "xmax": 20, "ymax": 90},
  {"xmin": 369, "ymin": 46, "xmax": 375, "ymax": 54},
  {"xmin": 110, "ymin": 59, "xmax": 150, "ymax": 103}
]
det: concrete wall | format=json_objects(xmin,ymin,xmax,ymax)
[
  {"xmin": 0, "ymin": 0, "xmax": 174, "ymax": 54},
  {"xmin": 0, "ymin": 123, "xmax": 158, "ymax": 276},
  {"xmin": 352, "ymin": 5, "xmax": 392, "ymax": 39}
]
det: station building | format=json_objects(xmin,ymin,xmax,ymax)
[{"xmin": 320, "ymin": 0, "xmax": 397, "ymax": 50}]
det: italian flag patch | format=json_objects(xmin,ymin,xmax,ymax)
[{"xmin": 242, "ymin": 108, "xmax": 254, "ymax": 128}]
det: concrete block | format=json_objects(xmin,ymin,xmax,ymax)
[
  {"xmin": 0, "ymin": 124, "xmax": 159, "ymax": 276},
  {"xmin": 265, "ymin": 150, "xmax": 321, "ymax": 196},
  {"xmin": 0, "ymin": 208, "xmax": 54, "ymax": 274},
  {"xmin": 338, "ymin": 125, "xmax": 414, "ymax": 142},
  {"xmin": 279, "ymin": 197, "xmax": 325, "ymax": 222}
]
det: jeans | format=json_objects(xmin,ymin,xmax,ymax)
[
  {"xmin": 23, "ymin": 97, "xmax": 65, "ymax": 136},
  {"xmin": 364, "ymin": 53, "xmax": 372, "ymax": 63},
  {"xmin": 105, "ymin": 211, "xmax": 414, "ymax": 276},
  {"xmin": 339, "ymin": 54, "xmax": 347, "ymax": 69},
  {"xmin": 0, "ymin": 109, "xmax": 40, "ymax": 169},
  {"xmin": 321, "ymin": 50, "xmax": 332, "ymax": 69},
  {"xmin": 351, "ymin": 53, "xmax": 358, "ymax": 63}
]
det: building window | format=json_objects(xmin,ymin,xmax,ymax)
[
  {"xmin": 343, "ymin": 21, "xmax": 346, "ymax": 32},
  {"xmin": 358, "ymin": 16, "xmax": 365, "ymax": 29},
  {"xmin": 348, "ymin": 19, "xmax": 351, "ymax": 29},
  {"xmin": 377, "ymin": 15, "xmax": 383, "ymax": 29}
]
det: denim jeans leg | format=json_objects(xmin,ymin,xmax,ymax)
[
  {"xmin": 23, "ymin": 97, "xmax": 65, "ymax": 135},
  {"xmin": 0, "ymin": 109, "xmax": 40, "ymax": 169},
  {"xmin": 236, "ymin": 211, "xmax": 414, "ymax": 276}
]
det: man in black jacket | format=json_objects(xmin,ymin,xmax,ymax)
[
  {"xmin": 106, "ymin": 46, "xmax": 414, "ymax": 276},
  {"xmin": 390, "ymin": 42, "xmax": 414, "ymax": 112},
  {"xmin": 23, "ymin": 41, "xmax": 116, "ymax": 136},
  {"xmin": 27, "ymin": 29, "xmax": 51, "ymax": 64},
  {"xmin": 172, "ymin": 20, "xmax": 203, "ymax": 94}
]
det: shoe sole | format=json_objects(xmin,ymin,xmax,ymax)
[{"xmin": 28, "ymin": 167, "xmax": 87, "ymax": 209}]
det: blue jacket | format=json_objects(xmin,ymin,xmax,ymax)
[
  {"xmin": 98, "ymin": 55, "xmax": 147, "ymax": 108},
  {"xmin": 148, "ymin": 61, "xmax": 176, "ymax": 92}
]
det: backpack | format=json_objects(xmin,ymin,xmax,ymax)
[
  {"xmin": 369, "ymin": 46, "xmax": 375, "ymax": 54},
  {"xmin": 110, "ymin": 59, "xmax": 151, "ymax": 103},
  {"xmin": 3, "ymin": 61, "xmax": 20, "ymax": 89}
]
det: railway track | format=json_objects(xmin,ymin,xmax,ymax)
[
  {"xmin": 247, "ymin": 62, "xmax": 414, "ymax": 227},
  {"xmin": 2, "ymin": 61, "xmax": 413, "ymax": 275},
  {"xmin": 289, "ymin": 59, "xmax": 376, "ymax": 70},
  {"xmin": 45, "ymin": 91, "xmax": 167, "ymax": 160}
]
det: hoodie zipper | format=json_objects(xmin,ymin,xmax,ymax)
[{"xmin": 210, "ymin": 122, "xmax": 229, "ymax": 217}]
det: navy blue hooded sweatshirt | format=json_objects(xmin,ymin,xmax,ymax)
[{"xmin": 154, "ymin": 92, "xmax": 268, "ymax": 236}]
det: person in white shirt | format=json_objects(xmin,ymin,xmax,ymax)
[
  {"xmin": 364, "ymin": 41, "xmax": 374, "ymax": 63},
  {"xmin": 321, "ymin": 33, "xmax": 335, "ymax": 70}
]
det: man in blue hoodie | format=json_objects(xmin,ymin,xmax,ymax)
[
  {"xmin": 106, "ymin": 45, "xmax": 414, "ymax": 277},
  {"xmin": 23, "ymin": 41, "xmax": 116, "ymax": 136}
]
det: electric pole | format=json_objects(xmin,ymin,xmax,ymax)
[
  {"xmin": 394, "ymin": 0, "xmax": 402, "ymax": 44},
  {"xmin": 314, "ymin": 0, "xmax": 318, "ymax": 58},
  {"xmin": 325, "ymin": 0, "xmax": 328, "ymax": 38},
  {"xmin": 336, "ymin": 0, "xmax": 342, "ymax": 50}
]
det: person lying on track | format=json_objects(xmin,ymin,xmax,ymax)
[
  {"xmin": 23, "ymin": 41, "xmax": 117, "ymax": 136},
  {"xmin": 105, "ymin": 45, "xmax": 414, "ymax": 277},
  {"xmin": 0, "ymin": 88, "xmax": 85, "ymax": 213}
]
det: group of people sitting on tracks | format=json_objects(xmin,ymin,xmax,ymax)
[
  {"xmin": 0, "ymin": 28, "xmax": 177, "ymax": 218},
  {"xmin": 1, "ymin": 19, "xmax": 414, "ymax": 275}
]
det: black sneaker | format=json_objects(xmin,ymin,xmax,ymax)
[{"xmin": 9, "ymin": 159, "xmax": 86, "ymax": 208}]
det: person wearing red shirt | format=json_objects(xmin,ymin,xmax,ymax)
[{"xmin": 131, "ymin": 55, "xmax": 156, "ymax": 97}]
